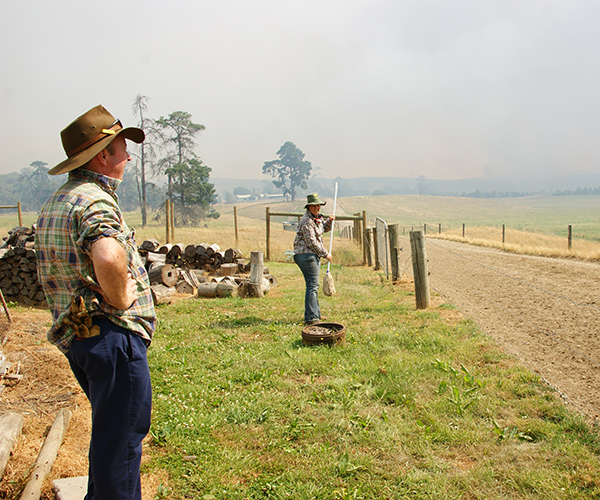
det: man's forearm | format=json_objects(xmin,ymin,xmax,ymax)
[{"xmin": 90, "ymin": 237, "xmax": 136, "ymax": 309}]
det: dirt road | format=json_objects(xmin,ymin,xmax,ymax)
[{"xmin": 399, "ymin": 235, "xmax": 600, "ymax": 420}]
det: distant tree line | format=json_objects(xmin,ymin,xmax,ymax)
[{"xmin": 552, "ymin": 186, "xmax": 600, "ymax": 196}]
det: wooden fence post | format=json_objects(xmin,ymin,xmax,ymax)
[
  {"xmin": 462, "ymin": 223, "xmax": 465, "ymax": 238},
  {"xmin": 266, "ymin": 207, "xmax": 271, "ymax": 261},
  {"xmin": 170, "ymin": 200, "xmax": 175, "ymax": 243},
  {"xmin": 165, "ymin": 200, "xmax": 170, "ymax": 244},
  {"xmin": 362, "ymin": 211, "xmax": 367, "ymax": 265},
  {"xmin": 410, "ymin": 230, "xmax": 430, "ymax": 309},
  {"xmin": 234, "ymin": 206, "xmax": 239, "ymax": 246},
  {"xmin": 366, "ymin": 228, "xmax": 373, "ymax": 267},
  {"xmin": 423, "ymin": 223, "xmax": 427, "ymax": 235},
  {"xmin": 389, "ymin": 224, "xmax": 401, "ymax": 281},
  {"xmin": 17, "ymin": 202, "xmax": 22, "ymax": 228},
  {"xmin": 568, "ymin": 225, "xmax": 572, "ymax": 250},
  {"xmin": 373, "ymin": 226, "xmax": 380, "ymax": 271},
  {"xmin": 502, "ymin": 224, "xmax": 505, "ymax": 244},
  {"xmin": 439, "ymin": 223, "xmax": 441, "ymax": 235}
]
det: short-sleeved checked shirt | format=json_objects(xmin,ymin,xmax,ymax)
[
  {"xmin": 293, "ymin": 210, "xmax": 333, "ymax": 257},
  {"xmin": 35, "ymin": 168, "xmax": 156, "ymax": 353}
]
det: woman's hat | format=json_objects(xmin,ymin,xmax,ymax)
[
  {"xmin": 48, "ymin": 105, "xmax": 145, "ymax": 176},
  {"xmin": 305, "ymin": 193, "xmax": 326, "ymax": 208}
]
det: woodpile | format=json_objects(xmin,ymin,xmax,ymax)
[
  {"xmin": 0, "ymin": 225, "xmax": 277, "ymax": 307},
  {"xmin": 139, "ymin": 242, "xmax": 275, "ymax": 304},
  {"xmin": 0, "ymin": 246, "xmax": 45, "ymax": 307}
]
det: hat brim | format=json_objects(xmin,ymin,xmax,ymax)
[
  {"xmin": 305, "ymin": 201, "xmax": 326, "ymax": 209},
  {"xmin": 48, "ymin": 127, "xmax": 145, "ymax": 176}
]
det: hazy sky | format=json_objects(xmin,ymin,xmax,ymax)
[{"xmin": 2, "ymin": 0, "xmax": 600, "ymax": 181}]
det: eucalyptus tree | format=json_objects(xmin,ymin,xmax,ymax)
[
  {"xmin": 131, "ymin": 95, "xmax": 162, "ymax": 226},
  {"xmin": 262, "ymin": 141, "xmax": 312, "ymax": 201},
  {"xmin": 155, "ymin": 111, "xmax": 205, "ymax": 201}
]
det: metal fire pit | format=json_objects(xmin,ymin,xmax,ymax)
[{"xmin": 301, "ymin": 322, "xmax": 346, "ymax": 347}]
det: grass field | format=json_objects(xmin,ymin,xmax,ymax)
[
  {"xmin": 8, "ymin": 194, "xmax": 600, "ymax": 497},
  {"xmin": 145, "ymin": 262, "xmax": 600, "ymax": 499}
]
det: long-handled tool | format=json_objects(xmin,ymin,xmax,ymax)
[{"xmin": 323, "ymin": 182, "xmax": 338, "ymax": 296}]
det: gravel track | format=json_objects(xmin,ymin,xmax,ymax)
[{"xmin": 399, "ymin": 235, "xmax": 600, "ymax": 420}]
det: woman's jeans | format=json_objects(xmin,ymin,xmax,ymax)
[{"xmin": 294, "ymin": 253, "xmax": 321, "ymax": 322}]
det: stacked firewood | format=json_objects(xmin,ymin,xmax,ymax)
[
  {"xmin": 0, "ymin": 226, "xmax": 45, "ymax": 306},
  {"xmin": 138, "ymin": 240, "xmax": 276, "ymax": 304}
]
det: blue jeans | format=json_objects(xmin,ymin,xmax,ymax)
[
  {"xmin": 294, "ymin": 253, "xmax": 321, "ymax": 322},
  {"xmin": 65, "ymin": 317, "xmax": 152, "ymax": 500}
]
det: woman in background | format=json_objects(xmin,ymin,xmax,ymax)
[{"xmin": 293, "ymin": 193, "xmax": 334, "ymax": 325}]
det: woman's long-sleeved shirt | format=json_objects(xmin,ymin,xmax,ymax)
[{"xmin": 293, "ymin": 210, "xmax": 333, "ymax": 257}]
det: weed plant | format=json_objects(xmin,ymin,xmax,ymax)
[{"xmin": 145, "ymin": 263, "xmax": 600, "ymax": 499}]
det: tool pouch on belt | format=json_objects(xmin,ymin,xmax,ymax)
[{"xmin": 62, "ymin": 295, "xmax": 101, "ymax": 339}]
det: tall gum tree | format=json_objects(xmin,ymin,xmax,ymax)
[{"xmin": 262, "ymin": 141, "xmax": 312, "ymax": 201}]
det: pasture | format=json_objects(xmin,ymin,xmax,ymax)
[{"xmin": 3, "ymin": 193, "xmax": 600, "ymax": 498}]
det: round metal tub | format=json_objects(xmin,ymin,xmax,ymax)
[{"xmin": 301, "ymin": 322, "xmax": 346, "ymax": 346}]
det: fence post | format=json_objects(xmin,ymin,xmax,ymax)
[
  {"xmin": 389, "ymin": 224, "xmax": 400, "ymax": 281},
  {"xmin": 366, "ymin": 228, "xmax": 373, "ymax": 267},
  {"xmin": 170, "ymin": 200, "xmax": 175, "ymax": 243},
  {"xmin": 373, "ymin": 226, "xmax": 380, "ymax": 271},
  {"xmin": 439, "ymin": 223, "xmax": 441, "ymax": 235},
  {"xmin": 17, "ymin": 202, "xmax": 22, "ymax": 228},
  {"xmin": 423, "ymin": 223, "xmax": 427, "ymax": 235},
  {"xmin": 266, "ymin": 207, "xmax": 271, "ymax": 261},
  {"xmin": 462, "ymin": 223, "xmax": 465, "ymax": 238},
  {"xmin": 502, "ymin": 224, "xmax": 505, "ymax": 244},
  {"xmin": 568, "ymin": 225, "xmax": 572, "ymax": 250},
  {"xmin": 165, "ymin": 200, "xmax": 170, "ymax": 244},
  {"xmin": 234, "ymin": 206, "xmax": 239, "ymax": 246},
  {"xmin": 362, "ymin": 211, "xmax": 367, "ymax": 265},
  {"xmin": 410, "ymin": 230, "xmax": 430, "ymax": 309}
]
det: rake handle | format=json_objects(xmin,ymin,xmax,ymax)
[{"xmin": 327, "ymin": 182, "xmax": 338, "ymax": 273}]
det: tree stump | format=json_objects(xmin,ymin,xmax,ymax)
[{"xmin": 148, "ymin": 264, "xmax": 179, "ymax": 287}]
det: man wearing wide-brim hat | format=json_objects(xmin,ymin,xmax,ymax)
[
  {"xmin": 35, "ymin": 105, "xmax": 156, "ymax": 500},
  {"xmin": 293, "ymin": 193, "xmax": 334, "ymax": 324}
]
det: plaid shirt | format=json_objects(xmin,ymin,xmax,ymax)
[
  {"xmin": 293, "ymin": 210, "xmax": 333, "ymax": 257},
  {"xmin": 35, "ymin": 169, "xmax": 156, "ymax": 353}
]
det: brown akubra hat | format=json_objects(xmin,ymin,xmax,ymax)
[{"xmin": 49, "ymin": 105, "xmax": 145, "ymax": 176}]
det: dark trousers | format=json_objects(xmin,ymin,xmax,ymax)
[{"xmin": 65, "ymin": 317, "xmax": 152, "ymax": 500}]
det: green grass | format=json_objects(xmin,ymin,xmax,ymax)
[{"xmin": 145, "ymin": 263, "xmax": 600, "ymax": 499}]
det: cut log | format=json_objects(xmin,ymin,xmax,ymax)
[
  {"xmin": 182, "ymin": 269, "xmax": 201, "ymax": 288},
  {"xmin": 157, "ymin": 243, "xmax": 172, "ymax": 254},
  {"xmin": 169, "ymin": 243, "xmax": 185, "ymax": 257},
  {"xmin": 248, "ymin": 251, "xmax": 264, "ymax": 298},
  {"xmin": 145, "ymin": 252, "xmax": 167, "ymax": 265},
  {"xmin": 184, "ymin": 244, "xmax": 197, "ymax": 259},
  {"xmin": 220, "ymin": 263, "xmax": 237, "ymax": 277},
  {"xmin": 0, "ymin": 412, "xmax": 24, "ymax": 480},
  {"xmin": 176, "ymin": 280, "xmax": 195, "ymax": 294},
  {"xmin": 238, "ymin": 277, "xmax": 270, "ymax": 298},
  {"xmin": 224, "ymin": 248, "xmax": 243, "ymax": 263},
  {"xmin": 205, "ymin": 244, "xmax": 220, "ymax": 257},
  {"xmin": 195, "ymin": 243, "xmax": 208, "ymax": 256},
  {"xmin": 197, "ymin": 282, "xmax": 236, "ymax": 298},
  {"xmin": 140, "ymin": 239, "xmax": 160, "ymax": 252},
  {"xmin": 148, "ymin": 264, "xmax": 179, "ymax": 287},
  {"xmin": 19, "ymin": 408, "xmax": 71, "ymax": 500},
  {"xmin": 151, "ymin": 284, "xmax": 176, "ymax": 305},
  {"xmin": 264, "ymin": 274, "xmax": 278, "ymax": 287}
]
